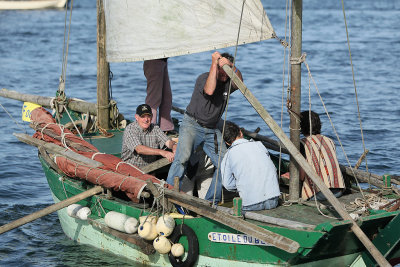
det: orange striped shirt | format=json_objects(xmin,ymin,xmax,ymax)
[{"xmin": 301, "ymin": 135, "xmax": 345, "ymax": 200}]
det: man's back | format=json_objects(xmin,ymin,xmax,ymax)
[
  {"xmin": 221, "ymin": 139, "xmax": 280, "ymax": 206},
  {"xmin": 301, "ymin": 134, "xmax": 345, "ymax": 200}
]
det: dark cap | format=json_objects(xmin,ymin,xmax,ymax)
[{"xmin": 136, "ymin": 104, "xmax": 152, "ymax": 117}]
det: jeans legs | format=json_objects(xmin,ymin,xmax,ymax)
[{"xmin": 167, "ymin": 114, "xmax": 226, "ymax": 204}]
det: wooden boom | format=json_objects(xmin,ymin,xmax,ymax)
[
  {"xmin": 223, "ymin": 64, "xmax": 391, "ymax": 267},
  {"xmin": 0, "ymin": 88, "xmax": 97, "ymax": 115},
  {"xmin": 0, "ymin": 186, "xmax": 103, "ymax": 235},
  {"xmin": 161, "ymin": 185, "xmax": 300, "ymax": 254}
]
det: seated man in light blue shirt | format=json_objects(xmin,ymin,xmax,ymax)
[{"xmin": 221, "ymin": 121, "xmax": 280, "ymax": 211}]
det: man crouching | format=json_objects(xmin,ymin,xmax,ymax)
[{"xmin": 221, "ymin": 121, "xmax": 280, "ymax": 211}]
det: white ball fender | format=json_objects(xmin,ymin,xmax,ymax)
[
  {"xmin": 76, "ymin": 207, "xmax": 91, "ymax": 220},
  {"xmin": 67, "ymin": 204, "xmax": 83, "ymax": 218},
  {"xmin": 153, "ymin": 236, "xmax": 172, "ymax": 254},
  {"xmin": 105, "ymin": 211, "xmax": 129, "ymax": 232},
  {"xmin": 170, "ymin": 243, "xmax": 185, "ymax": 257},
  {"xmin": 156, "ymin": 215, "xmax": 175, "ymax": 237},
  {"xmin": 138, "ymin": 221, "xmax": 158, "ymax": 240},
  {"xmin": 124, "ymin": 217, "xmax": 139, "ymax": 234}
]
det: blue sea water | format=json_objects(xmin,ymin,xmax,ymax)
[{"xmin": 0, "ymin": 0, "xmax": 399, "ymax": 266}]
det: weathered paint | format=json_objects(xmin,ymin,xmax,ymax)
[{"xmin": 39, "ymin": 150, "xmax": 400, "ymax": 266}]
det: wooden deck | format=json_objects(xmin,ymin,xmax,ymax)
[{"xmin": 237, "ymin": 192, "xmax": 366, "ymax": 227}]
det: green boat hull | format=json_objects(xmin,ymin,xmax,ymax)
[
  {"xmin": 40, "ymin": 151, "xmax": 400, "ymax": 266},
  {"xmin": 51, "ymin": 193, "xmax": 366, "ymax": 267}
]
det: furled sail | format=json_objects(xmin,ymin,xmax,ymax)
[{"xmin": 103, "ymin": 0, "xmax": 275, "ymax": 62}]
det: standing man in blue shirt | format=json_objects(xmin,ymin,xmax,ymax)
[{"xmin": 221, "ymin": 121, "xmax": 280, "ymax": 211}]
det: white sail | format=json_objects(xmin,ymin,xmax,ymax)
[{"xmin": 103, "ymin": 0, "xmax": 275, "ymax": 62}]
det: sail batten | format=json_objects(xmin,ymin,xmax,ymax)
[{"xmin": 104, "ymin": 0, "xmax": 275, "ymax": 62}]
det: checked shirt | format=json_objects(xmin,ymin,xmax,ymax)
[{"xmin": 122, "ymin": 121, "xmax": 169, "ymax": 168}]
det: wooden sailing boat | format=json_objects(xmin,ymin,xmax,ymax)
[
  {"xmin": 0, "ymin": 0, "xmax": 67, "ymax": 10},
  {"xmin": 0, "ymin": 0, "xmax": 399, "ymax": 266}
]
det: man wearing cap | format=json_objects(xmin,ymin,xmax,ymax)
[
  {"xmin": 122, "ymin": 104, "xmax": 177, "ymax": 168},
  {"xmin": 166, "ymin": 51, "xmax": 243, "ymax": 204}
]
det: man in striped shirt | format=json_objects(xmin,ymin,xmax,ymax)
[
  {"xmin": 122, "ymin": 104, "xmax": 177, "ymax": 168},
  {"xmin": 299, "ymin": 111, "xmax": 345, "ymax": 201}
]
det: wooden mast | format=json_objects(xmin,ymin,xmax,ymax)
[
  {"xmin": 96, "ymin": 0, "xmax": 110, "ymax": 130},
  {"xmin": 288, "ymin": 0, "xmax": 302, "ymax": 201}
]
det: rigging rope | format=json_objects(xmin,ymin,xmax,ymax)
[
  {"xmin": 93, "ymin": 197, "xmax": 107, "ymax": 217},
  {"xmin": 54, "ymin": 0, "xmax": 85, "ymax": 139},
  {"xmin": 60, "ymin": 176, "xmax": 69, "ymax": 198},
  {"xmin": 40, "ymin": 122, "xmax": 72, "ymax": 150},
  {"xmin": 58, "ymin": 0, "xmax": 90, "ymax": 139},
  {"xmin": 59, "ymin": 0, "xmax": 74, "ymax": 97},
  {"xmin": 64, "ymin": 108, "xmax": 84, "ymax": 139},
  {"xmin": 0, "ymin": 102, "xmax": 27, "ymax": 133},
  {"xmin": 302, "ymin": 57, "xmax": 367, "ymax": 201},
  {"xmin": 341, "ymin": 0, "xmax": 369, "ymax": 174},
  {"xmin": 278, "ymin": 2, "xmax": 374, "ymax": 211}
]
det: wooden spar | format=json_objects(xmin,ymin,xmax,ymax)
[
  {"xmin": 354, "ymin": 149, "xmax": 369, "ymax": 169},
  {"xmin": 0, "ymin": 88, "xmax": 97, "ymax": 115},
  {"xmin": 172, "ymin": 104, "xmax": 399, "ymax": 186},
  {"xmin": 222, "ymin": 64, "xmax": 391, "ymax": 266},
  {"xmin": 16, "ymin": 133, "xmax": 154, "ymax": 199},
  {"xmin": 216, "ymin": 206, "xmax": 315, "ymax": 230},
  {"xmin": 38, "ymin": 146, "xmax": 63, "ymax": 174},
  {"xmin": 388, "ymin": 201, "xmax": 400, "ymax": 212},
  {"xmin": 171, "ymin": 105, "xmax": 185, "ymax": 114},
  {"xmin": 140, "ymin": 158, "xmax": 170, "ymax": 174},
  {"xmin": 145, "ymin": 179, "xmax": 172, "ymax": 212},
  {"xmin": 9, "ymin": 91, "xmax": 396, "ymax": 186},
  {"xmin": 87, "ymin": 218, "xmax": 155, "ymax": 255},
  {"xmin": 0, "ymin": 186, "xmax": 103, "ymax": 235},
  {"xmin": 288, "ymin": 0, "xmax": 303, "ymax": 202},
  {"xmin": 340, "ymin": 165, "xmax": 400, "ymax": 187},
  {"xmin": 161, "ymin": 186, "xmax": 300, "ymax": 253},
  {"xmin": 3, "ymin": 90, "xmax": 392, "ymax": 186},
  {"xmin": 15, "ymin": 133, "xmax": 153, "ymax": 198},
  {"xmin": 13, "ymin": 133, "xmax": 103, "ymax": 168},
  {"xmin": 172, "ymin": 105, "xmax": 288, "ymax": 153},
  {"xmin": 29, "ymin": 124, "xmax": 97, "ymax": 153},
  {"xmin": 379, "ymin": 199, "xmax": 400, "ymax": 210},
  {"xmin": 96, "ymin": 0, "xmax": 110, "ymax": 129},
  {"xmin": 237, "ymin": 130, "xmax": 399, "ymax": 186},
  {"xmin": 241, "ymin": 128, "xmax": 287, "ymax": 153}
]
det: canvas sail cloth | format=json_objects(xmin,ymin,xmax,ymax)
[{"xmin": 104, "ymin": 0, "xmax": 275, "ymax": 62}]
